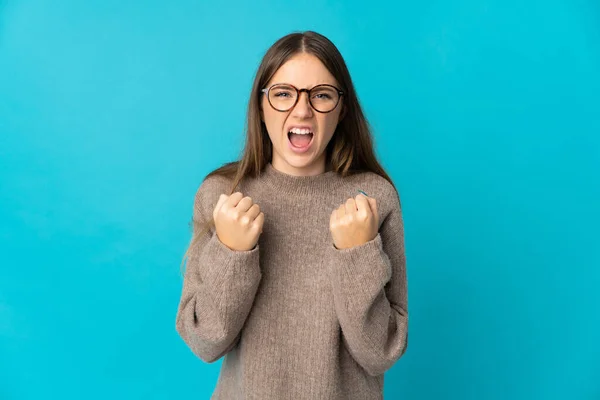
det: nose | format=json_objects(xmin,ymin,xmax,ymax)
[{"xmin": 291, "ymin": 91, "xmax": 313, "ymax": 118}]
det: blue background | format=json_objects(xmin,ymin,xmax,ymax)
[{"xmin": 1, "ymin": 0, "xmax": 599, "ymax": 399}]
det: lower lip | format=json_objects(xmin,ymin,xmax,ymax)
[{"xmin": 287, "ymin": 134, "xmax": 314, "ymax": 154}]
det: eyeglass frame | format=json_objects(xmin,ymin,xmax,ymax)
[{"xmin": 261, "ymin": 83, "xmax": 344, "ymax": 113}]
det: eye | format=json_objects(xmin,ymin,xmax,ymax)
[
  {"xmin": 313, "ymin": 93, "xmax": 333, "ymax": 100},
  {"xmin": 273, "ymin": 91, "xmax": 292, "ymax": 98}
]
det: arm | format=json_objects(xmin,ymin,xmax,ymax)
[
  {"xmin": 175, "ymin": 179, "xmax": 262, "ymax": 363},
  {"xmin": 326, "ymin": 190, "xmax": 408, "ymax": 376}
]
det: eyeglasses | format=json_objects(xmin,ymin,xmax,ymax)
[{"xmin": 261, "ymin": 83, "xmax": 344, "ymax": 113}]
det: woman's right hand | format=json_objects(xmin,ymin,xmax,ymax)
[{"xmin": 212, "ymin": 192, "xmax": 265, "ymax": 252}]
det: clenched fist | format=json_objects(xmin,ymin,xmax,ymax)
[
  {"xmin": 213, "ymin": 192, "xmax": 265, "ymax": 252},
  {"xmin": 330, "ymin": 193, "xmax": 379, "ymax": 250}
]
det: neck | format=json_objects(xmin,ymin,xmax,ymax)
[
  {"xmin": 261, "ymin": 161, "xmax": 342, "ymax": 197},
  {"xmin": 271, "ymin": 156, "xmax": 329, "ymax": 177}
]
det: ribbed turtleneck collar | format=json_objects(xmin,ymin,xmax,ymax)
[{"xmin": 260, "ymin": 162, "xmax": 345, "ymax": 197}]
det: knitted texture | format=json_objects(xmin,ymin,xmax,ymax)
[{"xmin": 175, "ymin": 162, "xmax": 408, "ymax": 399}]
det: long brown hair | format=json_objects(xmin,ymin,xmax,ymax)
[{"xmin": 180, "ymin": 30, "xmax": 397, "ymax": 275}]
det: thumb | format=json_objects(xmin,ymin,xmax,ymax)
[{"xmin": 213, "ymin": 194, "xmax": 228, "ymax": 216}]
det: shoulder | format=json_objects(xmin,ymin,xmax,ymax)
[
  {"xmin": 352, "ymin": 171, "xmax": 400, "ymax": 206},
  {"xmin": 197, "ymin": 173, "xmax": 233, "ymax": 197},
  {"xmin": 193, "ymin": 173, "xmax": 235, "ymax": 217},
  {"xmin": 347, "ymin": 170, "xmax": 402, "ymax": 226},
  {"xmin": 348, "ymin": 172, "xmax": 405, "ymax": 244}
]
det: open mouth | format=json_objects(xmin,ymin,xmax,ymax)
[{"xmin": 288, "ymin": 129, "xmax": 314, "ymax": 148}]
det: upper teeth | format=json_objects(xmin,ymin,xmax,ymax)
[{"xmin": 289, "ymin": 128, "xmax": 313, "ymax": 135}]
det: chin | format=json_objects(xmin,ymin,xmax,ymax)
[{"xmin": 285, "ymin": 157, "xmax": 312, "ymax": 167}]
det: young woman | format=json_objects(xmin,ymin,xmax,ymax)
[{"xmin": 175, "ymin": 30, "xmax": 408, "ymax": 399}]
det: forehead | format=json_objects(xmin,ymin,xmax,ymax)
[{"xmin": 268, "ymin": 53, "xmax": 339, "ymax": 88}]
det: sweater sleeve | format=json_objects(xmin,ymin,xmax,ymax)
[
  {"xmin": 326, "ymin": 188, "xmax": 408, "ymax": 376},
  {"xmin": 175, "ymin": 178, "xmax": 262, "ymax": 363}
]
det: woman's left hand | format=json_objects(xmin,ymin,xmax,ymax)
[{"xmin": 330, "ymin": 194, "xmax": 379, "ymax": 250}]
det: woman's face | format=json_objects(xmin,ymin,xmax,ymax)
[{"xmin": 261, "ymin": 53, "xmax": 343, "ymax": 176}]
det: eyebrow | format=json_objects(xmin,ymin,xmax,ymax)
[{"xmin": 270, "ymin": 83, "xmax": 339, "ymax": 89}]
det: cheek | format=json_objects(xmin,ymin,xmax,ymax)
[
  {"xmin": 318, "ymin": 114, "xmax": 341, "ymax": 137},
  {"xmin": 263, "ymin": 108, "xmax": 287, "ymax": 138}
]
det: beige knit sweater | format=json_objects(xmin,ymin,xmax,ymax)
[{"xmin": 175, "ymin": 162, "xmax": 408, "ymax": 399}]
